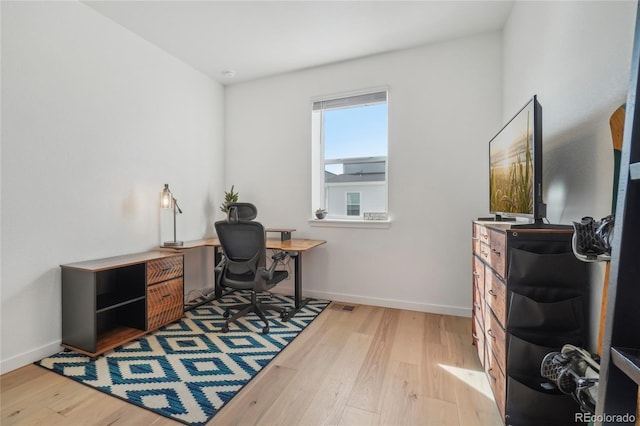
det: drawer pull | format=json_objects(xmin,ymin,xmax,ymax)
[
  {"xmin": 482, "ymin": 234, "xmax": 489, "ymax": 240},
  {"xmin": 472, "ymin": 236, "xmax": 479, "ymax": 241},
  {"xmin": 162, "ymin": 294, "xmax": 172, "ymax": 299},
  {"xmin": 488, "ymin": 289, "xmax": 497, "ymax": 297},
  {"xmin": 491, "ymin": 249, "xmax": 501, "ymax": 256},
  {"xmin": 487, "ymin": 329, "xmax": 496, "ymax": 339},
  {"xmin": 162, "ymin": 267, "xmax": 172, "ymax": 272},
  {"xmin": 472, "ymin": 332, "xmax": 479, "ymax": 339},
  {"xmin": 488, "ymin": 368, "xmax": 497, "ymax": 381},
  {"xmin": 473, "ymin": 271, "xmax": 481, "ymax": 277}
]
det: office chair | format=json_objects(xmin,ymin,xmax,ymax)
[{"xmin": 214, "ymin": 203, "xmax": 288, "ymax": 334}]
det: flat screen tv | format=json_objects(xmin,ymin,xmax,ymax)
[{"xmin": 489, "ymin": 95, "xmax": 546, "ymax": 226}]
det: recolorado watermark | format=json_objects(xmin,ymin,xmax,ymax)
[{"xmin": 576, "ymin": 412, "xmax": 636, "ymax": 423}]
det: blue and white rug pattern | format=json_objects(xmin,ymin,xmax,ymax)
[{"xmin": 37, "ymin": 294, "xmax": 329, "ymax": 425}]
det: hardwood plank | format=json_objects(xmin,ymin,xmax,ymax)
[
  {"xmin": 297, "ymin": 331, "xmax": 374, "ymax": 425},
  {"xmin": 210, "ymin": 364, "xmax": 298, "ymax": 425},
  {"xmin": 347, "ymin": 308, "xmax": 399, "ymax": 412},
  {"xmin": 378, "ymin": 360, "xmax": 423, "ymax": 426}
]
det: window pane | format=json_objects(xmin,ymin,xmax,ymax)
[
  {"xmin": 347, "ymin": 205, "xmax": 360, "ymax": 216},
  {"xmin": 347, "ymin": 192, "xmax": 360, "ymax": 204},
  {"xmin": 324, "ymin": 104, "xmax": 387, "ymax": 159}
]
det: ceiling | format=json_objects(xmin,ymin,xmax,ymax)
[{"xmin": 84, "ymin": 1, "xmax": 515, "ymax": 85}]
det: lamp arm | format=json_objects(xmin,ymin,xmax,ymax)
[{"xmin": 173, "ymin": 197, "xmax": 183, "ymax": 214}]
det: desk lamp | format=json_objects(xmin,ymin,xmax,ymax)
[{"xmin": 161, "ymin": 184, "xmax": 183, "ymax": 247}]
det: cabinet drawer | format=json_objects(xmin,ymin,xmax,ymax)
[
  {"xmin": 473, "ymin": 316, "xmax": 485, "ymax": 367},
  {"xmin": 473, "ymin": 224, "xmax": 488, "ymax": 256},
  {"xmin": 485, "ymin": 344, "xmax": 506, "ymax": 418},
  {"xmin": 474, "ymin": 223, "xmax": 491, "ymax": 246},
  {"xmin": 473, "ymin": 256, "xmax": 485, "ymax": 295},
  {"xmin": 485, "ymin": 268, "xmax": 506, "ymax": 327},
  {"xmin": 147, "ymin": 256, "xmax": 183, "ymax": 284},
  {"xmin": 147, "ymin": 278, "xmax": 183, "ymax": 330},
  {"xmin": 485, "ymin": 309, "xmax": 506, "ymax": 374},
  {"xmin": 489, "ymin": 229, "xmax": 506, "ymax": 278},
  {"xmin": 473, "ymin": 278, "xmax": 484, "ymax": 321}
]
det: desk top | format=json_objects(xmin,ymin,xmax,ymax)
[
  {"xmin": 61, "ymin": 251, "xmax": 182, "ymax": 272},
  {"xmin": 167, "ymin": 237, "xmax": 326, "ymax": 252}
]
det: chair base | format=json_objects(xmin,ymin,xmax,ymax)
[{"xmin": 221, "ymin": 291, "xmax": 285, "ymax": 334}]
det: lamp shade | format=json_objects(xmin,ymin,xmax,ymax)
[{"xmin": 161, "ymin": 184, "xmax": 172, "ymax": 209}]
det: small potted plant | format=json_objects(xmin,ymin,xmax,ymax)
[
  {"xmin": 315, "ymin": 208, "xmax": 327, "ymax": 219},
  {"xmin": 220, "ymin": 185, "xmax": 239, "ymax": 213}
]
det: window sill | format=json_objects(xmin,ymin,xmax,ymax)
[{"xmin": 308, "ymin": 218, "xmax": 392, "ymax": 229}]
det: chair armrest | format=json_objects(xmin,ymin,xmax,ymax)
[
  {"xmin": 258, "ymin": 251, "xmax": 288, "ymax": 280},
  {"xmin": 215, "ymin": 256, "xmax": 226, "ymax": 273}
]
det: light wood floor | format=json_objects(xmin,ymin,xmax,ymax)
[{"xmin": 1, "ymin": 303, "xmax": 502, "ymax": 425}]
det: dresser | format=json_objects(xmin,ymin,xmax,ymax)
[
  {"xmin": 61, "ymin": 251, "xmax": 184, "ymax": 358},
  {"xmin": 472, "ymin": 221, "xmax": 589, "ymax": 425}
]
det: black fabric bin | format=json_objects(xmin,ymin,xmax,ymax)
[
  {"xmin": 507, "ymin": 291, "xmax": 585, "ymax": 333},
  {"xmin": 505, "ymin": 375, "xmax": 586, "ymax": 426},
  {"xmin": 507, "ymin": 333, "xmax": 561, "ymax": 376},
  {"xmin": 508, "ymin": 248, "xmax": 587, "ymax": 290}
]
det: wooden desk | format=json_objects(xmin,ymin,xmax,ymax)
[{"xmin": 165, "ymin": 237, "xmax": 326, "ymax": 319}]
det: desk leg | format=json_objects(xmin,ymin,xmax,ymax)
[
  {"xmin": 214, "ymin": 247, "xmax": 222, "ymax": 299},
  {"xmin": 184, "ymin": 247, "xmax": 223, "ymax": 312},
  {"xmin": 282, "ymin": 251, "xmax": 311, "ymax": 321}
]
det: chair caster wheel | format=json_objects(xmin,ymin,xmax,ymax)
[
  {"xmin": 262, "ymin": 326, "xmax": 269, "ymax": 334},
  {"xmin": 223, "ymin": 310, "xmax": 230, "ymax": 318},
  {"xmin": 221, "ymin": 325, "xmax": 229, "ymax": 333}
]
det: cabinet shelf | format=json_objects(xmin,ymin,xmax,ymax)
[
  {"xmin": 611, "ymin": 347, "xmax": 640, "ymax": 385},
  {"xmin": 96, "ymin": 294, "xmax": 145, "ymax": 313}
]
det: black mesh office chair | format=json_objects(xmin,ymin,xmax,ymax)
[{"xmin": 214, "ymin": 203, "xmax": 288, "ymax": 334}]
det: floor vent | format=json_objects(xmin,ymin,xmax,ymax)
[{"xmin": 330, "ymin": 303, "xmax": 357, "ymax": 312}]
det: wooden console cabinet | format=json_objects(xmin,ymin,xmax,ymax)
[
  {"xmin": 472, "ymin": 221, "xmax": 588, "ymax": 425},
  {"xmin": 61, "ymin": 251, "xmax": 184, "ymax": 357}
]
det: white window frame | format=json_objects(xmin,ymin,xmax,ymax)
[{"xmin": 310, "ymin": 87, "xmax": 391, "ymax": 228}]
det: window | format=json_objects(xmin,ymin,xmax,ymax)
[
  {"xmin": 311, "ymin": 89, "xmax": 388, "ymax": 221},
  {"xmin": 346, "ymin": 192, "xmax": 361, "ymax": 216}
]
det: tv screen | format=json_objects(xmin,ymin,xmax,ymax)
[{"xmin": 489, "ymin": 95, "xmax": 544, "ymax": 223}]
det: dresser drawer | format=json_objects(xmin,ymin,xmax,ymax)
[
  {"xmin": 474, "ymin": 223, "xmax": 490, "ymax": 246},
  {"xmin": 485, "ymin": 309, "xmax": 506, "ymax": 374},
  {"xmin": 473, "ymin": 316, "xmax": 485, "ymax": 367},
  {"xmin": 473, "ymin": 224, "xmax": 489, "ymax": 256},
  {"xmin": 485, "ymin": 268, "xmax": 506, "ymax": 327},
  {"xmin": 489, "ymin": 229, "xmax": 506, "ymax": 278},
  {"xmin": 147, "ymin": 277, "xmax": 183, "ymax": 330},
  {"xmin": 473, "ymin": 278, "xmax": 484, "ymax": 321},
  {"xmin": 473, "ymin": 255, "xmax": 485, "ymax": 295},
  {"xmin": 147, "ymin": 256, "xmax": 183, "ymax": 284},
  {"xmin": 485, "ymin": 344, "xmax": 506, "ymax": 418}
]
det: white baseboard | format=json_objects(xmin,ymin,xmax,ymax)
[
  {"xmin": 1, "ymin": 340, "xmax": 62, "ymax": 374},
  {"xmin": 274, "ymin": 288, "xmax": 471, "ymax": 318}
]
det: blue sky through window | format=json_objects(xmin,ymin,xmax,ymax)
[{"xmin": 324, "ymin": 104, "xmax": 388, "ymax": 173}]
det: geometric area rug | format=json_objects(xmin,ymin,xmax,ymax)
[{"xmin": 36, "ymin": 293, "xmax": 329, "ymax": 425}]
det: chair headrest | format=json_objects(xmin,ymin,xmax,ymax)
[{"xmin": 227, "ymin": 203, "xmax": 257, "ymax": 223}]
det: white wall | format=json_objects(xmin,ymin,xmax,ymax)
[
  {"xmin": 503, "ymin": 0, "xmax": 637, "ymax": 350},
  {"xmin": 0, "ymin": 2, "xmax": 225, "ymax": 373},
  {"xmin": 225, "ymin": 33, "xmax": 503, "ymax": 315}
]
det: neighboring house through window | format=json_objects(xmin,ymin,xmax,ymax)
[
  {"xmin": 311, "ymin": 88, "xmax": 388, "ymax": 220},
  {"xmin": 346, "ymin": 192, "xmax": 361, "ymax": 216}
]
